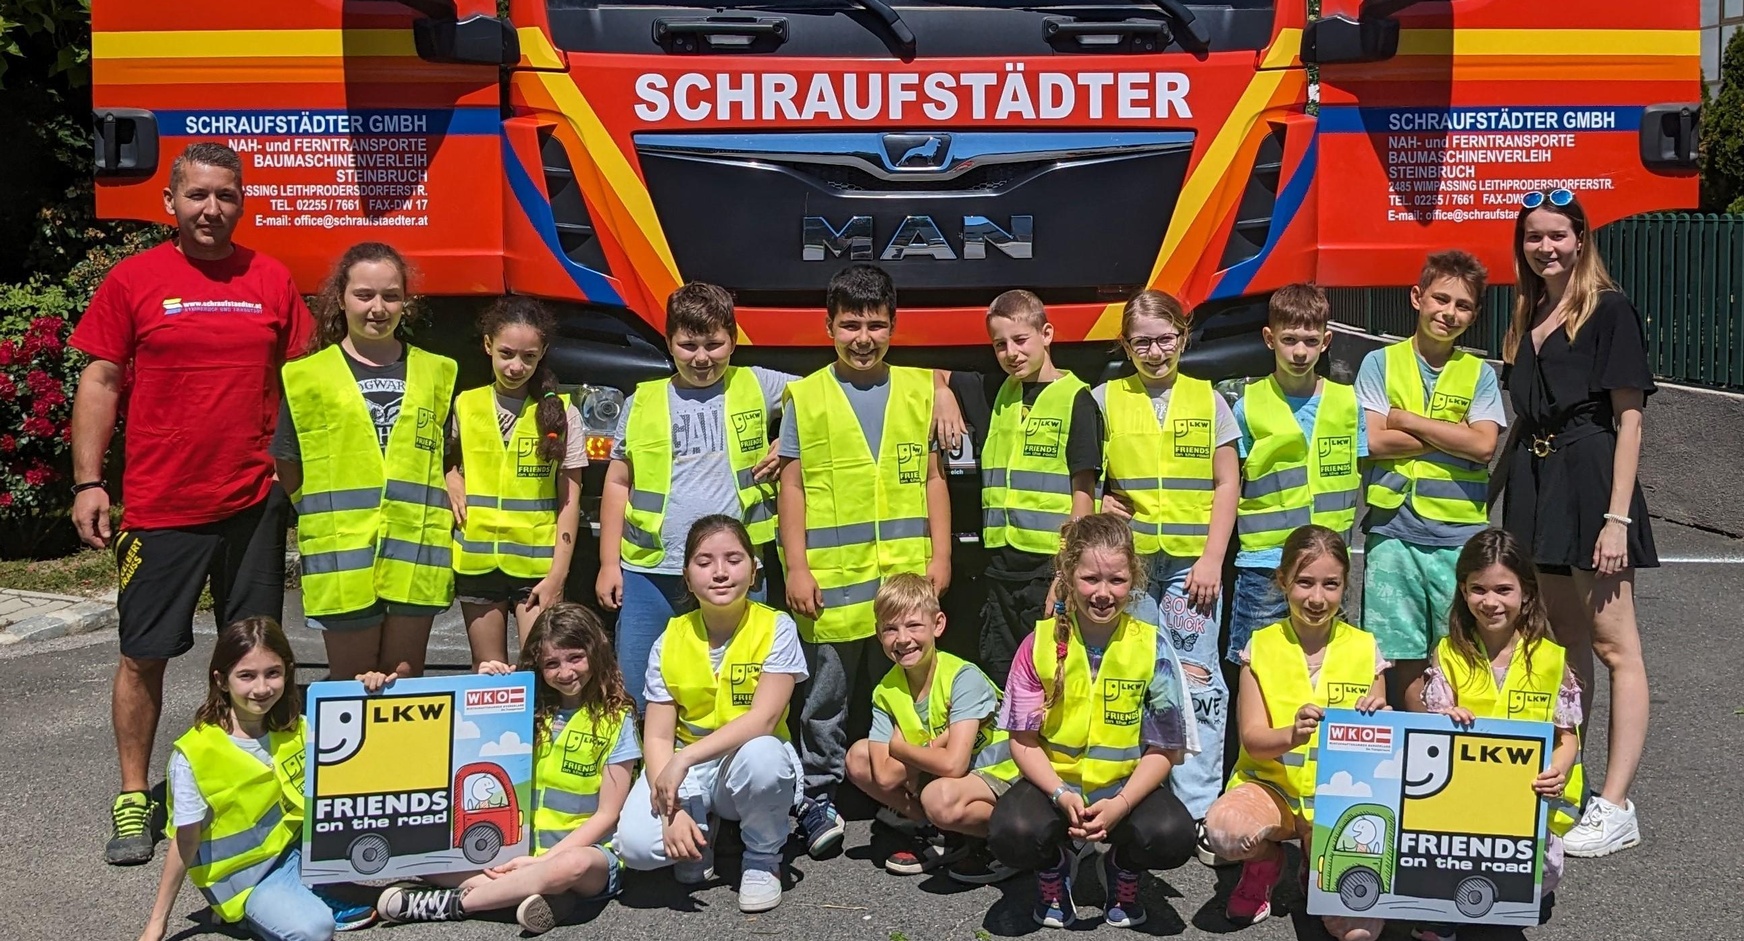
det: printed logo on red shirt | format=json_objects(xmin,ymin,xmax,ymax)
[{"xmin": 161, "ymin": 297, "xmax": 266, "ymax": 316}]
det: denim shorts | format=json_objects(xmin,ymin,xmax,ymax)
[{"xmin": 307, "ymin": 600, "xmax": 449, "ymax": 632}]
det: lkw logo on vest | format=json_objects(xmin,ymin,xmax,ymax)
[
  {"xmin": 1023, "ymin": 418, "xmax": 1063, "ymax": 458},
  {"xmin": 897, "ymin": 442, "xmax": 926, "ymax": 484},
  {"xmin": 514, "ymin": 436, "xmax": 554, "ymax": 478},
  {"xmin": 1430, "ymin": 391, "xmax": 1471, "ymax": 414},
  {"xmin": 560, "ymin": 727, "xmax": 608, "ymax": 777},
  {"xmin": 1507, "ymin": 689, "xmax": 1553, "ymax": 717},
  {"xmin": 1318, "ymin": 435, "xmax": 1355, "ymax": 477},
  {"xmin": 731, "ymin": 409, "xmax": 766, "ymax": 453},
  {"xmin": 414, "ymin": 407, "xmax": 438, "ymax": 452},
  {"xmin": 1324, "ymin": 682, "xmax": 1371, "ymax": 708},
  {"xmin": 729, "ymin": 663, "xmax": 763, "ymax": 706},
  {"xmin": 1172, "ymin": 418, "xmax": 1211, "ymax": 459},
  {"xmin": 1101, "ymin": 678, "xmax": 1145, "ymax": 726}
]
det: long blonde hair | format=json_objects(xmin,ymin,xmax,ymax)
[
  {"xmin": 1043, "ymin": 514, "xmax": 1148, "ymax": 711},
  {"xmin": 1506, "ymin": 193, "xmax": 1617, "ymax": 364},
  {"xmin": 1120, "ymin": 289, "xmax": 1192, "ymax": 347}
]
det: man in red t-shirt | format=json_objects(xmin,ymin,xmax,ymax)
[{"xmin": 68, "ymin": 142, "xmax": 314, "ymax": 865}]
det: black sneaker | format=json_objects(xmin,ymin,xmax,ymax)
[
  {"xmin": 884, "ymin": 828, "xmax": 969, "ymax": 876},
  {"xmin": 105, "ymin": 792, "xmax": 157, "ymax": 865},
  {"xmin": 796, "ymin": 796, "xmax": 846, "ymax": 858},
  {"xmin": 516, "ymin": 893, "xmax": 576, "ymax": 935},
  {"xmin": 377, "ymin": 886, "xmax": 466, "ymax": 923},
  {"xmin": 947, "ymin": 841, "xmax": 1020, "ymax": 885},
  {"xmin": 1195, "ymin": 818, "xmax": 1233, "ymax": 867}
]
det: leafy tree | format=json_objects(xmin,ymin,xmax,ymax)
[{"xmin": 1702, "ymin": 28, "xmax": 1744, "ymax": 213}]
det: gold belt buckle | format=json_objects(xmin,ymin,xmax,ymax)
[{"xmin": 1530, "ymin": 434, "xmax": 1556, "ymax": 458}]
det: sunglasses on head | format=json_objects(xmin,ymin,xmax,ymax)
[{"xmin": 1521, "ymin": 188, "xmax": 1575, "ymax": 210}]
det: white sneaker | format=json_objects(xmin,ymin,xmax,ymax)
[
  {"xmin": 739, "ymin": 868, "xmax": 783, "ymax": 913},
  {"xmin": 1563, "ymin": 796, "xmax": 1641, "ymax": 858}
]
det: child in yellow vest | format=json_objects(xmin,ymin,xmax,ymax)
[
  {"xmin": 1096, "ymin": 289, "xmax": 1240, "ymax": 844},
  {"xmin": 272, "ymin": 242, "xmax": 456, "ymax": 679},
  {"xmin": 375, "ymin": 604, "xmax": 639, "ymax": 935},
  {"xmin": 617, "ymin": 515, "xmax": 807, "ymax": 914},
  {"xmin": 1205, "ymin": 524, "xmax": 1388, "ymax": 941},
  {"xmin": 988, "ymin": 513, "xmax": 1199, "ymax": 930},
  {"xmin": 139, "ymin": 617, "xmax": 366, "ymax": 941},
  {"xmin": 776, "ymin": 263, "xmax": 956, "ymax": 858},
  {"xmin": 447, "ymin": 299, "xmax": 587, "ymax": 669},
  {"xmin": 1229, "ymin": 284, "xmax": 1367, "ymax": 664},
  {"xmin": 933, "ymin": 290, "xmax": 1102, "ymax": 686},
  {"xmin": 1355, "ymin": 251, "xmax": 1506, "ymax": 702},
  {"xmin": 846, "ymin": 573, "xmax": 1020, "ymax": 882},
  {"xmin": 1403, "ymin": 529, "xmax": 1583, "ymax": 941},
  {"xmin": 597, "ymin": 283, "xmax": 797, "ymax": 712}
]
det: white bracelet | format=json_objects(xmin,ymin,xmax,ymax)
[{"xmin": 1603, "ymin": 512, "xmax": 1632, "ymax": 526}]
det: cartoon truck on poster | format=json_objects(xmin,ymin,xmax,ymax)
[
  {"xmin": 1319, "ymin": 729, "xmax": 1546, "ymax": 920},
  {"xmin": 311, "ymin": 693, "xmax": 522, "ymax": 875}
]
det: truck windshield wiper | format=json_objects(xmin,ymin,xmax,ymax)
[
  {"xmin": 1138, "ymin": 0, "xmax": 1210, "ymax": 48},
  {"xmin": 839, "ymin": 0, "xmax": 918, "ymax": 59}
]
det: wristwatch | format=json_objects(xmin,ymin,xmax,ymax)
[
  {"xmin": 1049, "ymin": 784, "xmax": 1070, "ymax": 806},
  {"xmin": 71, "ymin": 480, "xmax": 107, "ymax": 495}
]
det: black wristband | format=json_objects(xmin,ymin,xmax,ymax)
[{"xmin": 71, "ymin": 480, "xmax": 107, "ymax": 495}]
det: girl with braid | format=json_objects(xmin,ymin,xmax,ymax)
[
  {"xmin": 447, "ymin": 297, "xmax": 588, "ymax": 668},
  {"xmin": 985, "ymin": 513, "xmax": 1198, "ymax": 929}
]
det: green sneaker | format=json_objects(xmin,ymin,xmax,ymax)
[{"xmin": 106, "ymin": 792, "xmax": 157, "ymax": 865}]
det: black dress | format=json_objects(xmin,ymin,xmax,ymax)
[{"xmin": 1501, "ymin": 290, "xmax": 1659, "ymax": 572}]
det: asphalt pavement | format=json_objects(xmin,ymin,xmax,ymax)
[{"xmin": 3, "ymin": 520, "xmax": 1739, "ymax": 941}]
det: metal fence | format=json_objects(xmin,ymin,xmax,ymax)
[{"xmin": 1326, "ymin": 213, "xmax": 1744, "ymax": 392}]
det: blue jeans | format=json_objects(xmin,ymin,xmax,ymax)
[
  {"xmin": 1227, "ymin": 566, "xmax": 1289, "ymax": 665},
  {"xmin": 242, "ymin": 848, "xmax": 335, "ymax": 941},
  {"xmin": 1130, "ymin": 554, "xmax": 1228, "ymax": 821},
  {"xmin": 616, "ymin": 568, "xmax": 766, "ymax": 711}
]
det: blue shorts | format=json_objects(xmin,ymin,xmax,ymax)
[{"xmin": 307, "ymin": 601, "xmax": 448, "ymax": 632}]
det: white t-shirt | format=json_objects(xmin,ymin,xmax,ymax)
[
  {"xmin": 1091, "ymin": 379, "xmax": 1242, "ymax": 448},
  {"xmin": 642, "ymin": 610, "xmax": 809, "ymax": 704},
  {"xmin": 167, "ymin": 732, "xmax": 275, "ymax": 828}
]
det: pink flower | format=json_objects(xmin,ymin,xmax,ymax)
[
  {"xmin": 21, "ymin": 416, "xmax": 54, "ymax": 438},
  {"xmin": 23, "ymin": 465, "xmax": 52, "ymax": 487},
  {"xmin": 0, "ymin": 493, "xmax": 13, "ymax": 508},
  {"xmin": 0, "ymin": 435, "xmax": 13, "ymax": 453},
  {"xmin": 0, "ymin": 374, "xmax": 15, "ymax": 399},
  {"xmin": 0, "ymin": 341, "xmax": 17, "ymax": 366}
]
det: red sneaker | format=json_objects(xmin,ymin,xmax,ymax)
[{"xmin": 1227, "ymin": 855, "xmax": 1283, "ymax": 925}]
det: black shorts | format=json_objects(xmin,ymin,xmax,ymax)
[
  {"xmin": 454, "ymin": 569, "xmax": 540, "ymax": 606},
  {"xmin": 115, "ymin": 488, "xmax": 290, "ymax": 660}
]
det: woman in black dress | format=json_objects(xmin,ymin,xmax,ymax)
[{"xmin": 1500, "ymin": 189, "xmax": 1655, "ymax": 859}]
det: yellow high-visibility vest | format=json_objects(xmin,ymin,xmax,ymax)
[
  {"xmin": 1434, "ymin": 635, "xmax": 1585, "ymax": 835},
  {"xmin": 1364, "ymin": 339, "xmax": 1489, "ymax": 525},
  {"xmin": 1238, "ymin": 377, "xmax": 1361, "ymax": 552},
  {"xmin": 452, "ymin": 386, "xmax": 559, "ymax": 579},
  {"xmin": 282, "ymin": 344, "xmax": 456, "ymax": 616},
  {"xmin": 621, "ymin": 367, "xmax": 776, "ymax": 568},
  {"xmin": 1228, "ymin": 619, "xmax": 1377, "ymax": 824},
  {"xmin": 660, "ymin": 602, "xmax": 790, "ymax": 745},
  {"xmin": 788, "ymin": 365, "xmax": 933, "ymax": 643},
  {"xmin": 530, "ymin": 706, "xmax": 632, "ymax": 853},
  {"xmin": 981, "ymin": 374, "xmax": 1089, "ymax": 555},
  {"xmin": 871, "ymin": 650, "xmax": 1019, "ymax": 783},
  {"xmin": 1032, "ymin": 614, "xmax": 1157, "ymax": 803},
  {"xmin": 1103, "ymin": 374, "xmax": 1217, "ymax": 557},
  {"xmin": 167, "ymin": 720, "xmax": 307, "ymax": 923}
]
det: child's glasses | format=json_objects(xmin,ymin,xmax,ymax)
[
  {"xmin": 1126, "ymin": 333, "xmax": 1182, "ymax": 354},
  {"xmin": 1521, "ymin": 188, "xmax": 1575, "ymax": 210}
]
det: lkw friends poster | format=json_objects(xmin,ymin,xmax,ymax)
[
  {"xmin": 1308, "ymin": 709, "xmax": 1554, "ymax": 926},
  {"xmin": 301, "ymin": 673, "xmax": 536, "ymax": 883}
]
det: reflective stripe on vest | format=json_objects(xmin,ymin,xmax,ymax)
[
  {"xmin": 1102, "ymin": 374, "xmax": 1217, "ymax": 557},
  {"xmin": 981, "ymin": 374, "xmax": 1087, "ymax": 555},
  {"xmin": 790, "ymin": 365, "xmax": 933, "ymax": 643},
  {"xmin": 283, "ymin": 345, "xmax": 457, "ymax": 616},
  {"xmin": 452, "ymin": 387, "xmax": 560, "ymax": 578},
  {"xmin": 621, "ymin": 367, "xmax": 776, "ymax": 568},
  {"xmin": 1229, "ymin": 620, "xmax": 1376, "ymax": 824},
  {"xmin": 870, "ymin": 652, "xmax": 1019, "ymax": 784},
  {"xmin": 1363, "ymin": 340, "xmax": 1489, "ymax": 525},
  {"xmin": 1433, "ymin": 636, "xmax": 1586, "ymax": 836},
  {"xmin": 530, "ymin": 706, "xmax": 631, "ymax": 855},
  {"xmin": 1238, "ymin": 377, "xmax": 1361, "ymax": 552},
  {"xmin": 169, "ymin": 720, "xmax": 307, "ymax": 923},
  {"xmin": 1033, "ymin": 614, "xmax": 1158, "ymax": 803},
  {"xmin": 661, "ymin": 602, "xmax": 790, "ymax": 746}
]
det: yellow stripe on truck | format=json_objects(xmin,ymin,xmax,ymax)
[
  {"xmin": 1396, "ymin": 29, "xmax": 1700, "ymax": 58},
  {"xmin": 92, "ymin": 29, "xmax": 415, "ymax": 60}
]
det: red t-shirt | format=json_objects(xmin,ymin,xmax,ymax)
[{"xmin": 70, "ymin": 241, "xmax": 314, "ymax": 530}]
